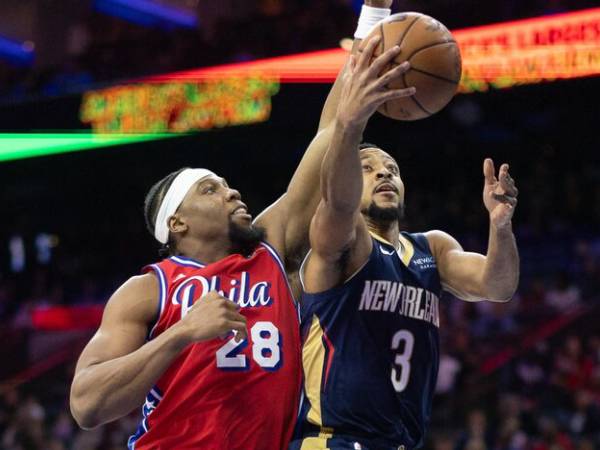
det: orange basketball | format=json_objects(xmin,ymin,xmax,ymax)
[{"xmin": 361, "ymin": 12, "xmax": 462, "ymax": 121}]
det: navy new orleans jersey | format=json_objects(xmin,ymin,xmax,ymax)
[{"xmin": 292, "ymin": 232, "xmax": 443, "ymax": 450}]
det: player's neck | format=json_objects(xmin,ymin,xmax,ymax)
[
  {"xmin": 366, "ymin": 219, "xmax": 400, "ymax": 250},
  {"xmin": 174, "ymin": 237, "xmax": 232, "ymax": 265}
]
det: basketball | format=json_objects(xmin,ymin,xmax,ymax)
[{"xmin": 362, "ymin": 12, "xmax": 462, "ymax": 121}]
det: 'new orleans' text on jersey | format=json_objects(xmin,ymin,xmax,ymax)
[{"xmin": 294, "ymin": 232, "xmax": 443, "ymax": 450}]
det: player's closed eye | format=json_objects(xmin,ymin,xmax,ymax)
[{"xmin": 362, "ymin": 165, "xmax": 372, "ymax": 172}]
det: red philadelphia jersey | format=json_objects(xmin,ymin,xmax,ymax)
[{"xmin": 128, "ymin": 242, "xmax": 301, "ymax": 450}]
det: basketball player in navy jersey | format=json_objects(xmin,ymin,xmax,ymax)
[
  {"xmin": 292, "ymin": 38, "xmax": 520, "ymax": 449},
  {"xmin": 69, "ymin": 2, "xmax": 416, "ymax": 448}
]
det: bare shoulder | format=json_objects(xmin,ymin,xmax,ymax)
[
  {"xmin": 74, "ymin": 273, "xmax": 159, "ymax": 371},
  {"xmin": 304, "ymin": 221, "xmax": 372, "ymax": 294},
  {"xmin": 98, "ymin": 272, "xmax": 159, "ymax": 332},
  {"xmin": 423, "ymin": 230, "xmax": 463, "ymax": 258}
]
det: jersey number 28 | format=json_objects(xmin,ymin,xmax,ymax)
[{"xmin": 216, "ymin": 321, "xmax": 281, "ymax": 370}]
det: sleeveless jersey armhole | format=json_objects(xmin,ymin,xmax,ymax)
[
  {"xmin": 300, "ymin": 242, "xmax": 375, "ymax": 298},
  {"xmin": 298, "ymin": 249, "xmax": 312, "ymax": 292},
  {"xmin": 144, "ymin": 264, "xmax": 167, "ymax": 341}
]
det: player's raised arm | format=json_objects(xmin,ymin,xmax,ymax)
[
  {"xmin": 316, "ymin": 0, "xmax": 393, "ymax": 130},
  {"xmin": 425, "ymin": 159, "xmax": 520, "ymax": 302},
  {"xmin": 70, "ymin": 275, "xmax": 247, "ymax": 429},
  {"xmin": 304, "ymin": 38, "xmax": 415, "ymax": 292},
  {"xmin": 254, "ymin": 1, "xmax": 394, "ymax": 266}
]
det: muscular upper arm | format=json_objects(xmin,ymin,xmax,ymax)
[
  {"xmin": 302, "ymin": 200, "xmax": 372, "ymax": 293},
  {"xmin": 74, "ymin": 273, "xmax": 158, "ymax": 375},
  {"xmin": 255, "ymin": 126, "xmax": 335, "ymax": 259},
  {"xmin": 254, "ymin": 51, "xmax": 353, "ymax": 259},
  {"xmin": 425, "ymin": 230, "xmax": 488, "ymax": 301}
]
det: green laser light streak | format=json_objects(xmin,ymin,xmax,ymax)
[{"xmin": 0, "ymin": 133, "xmax": 177, "ymax": 163}]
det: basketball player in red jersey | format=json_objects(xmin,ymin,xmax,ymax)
[{"xmin": 69, "ymin": 2, "xmax": 415, "ymax": 449}]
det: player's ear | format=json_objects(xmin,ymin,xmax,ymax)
[{"xmin": 168, "ymin": 214, "xmax": 188, "ymax": 235}]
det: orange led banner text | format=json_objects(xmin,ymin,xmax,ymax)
[
  {"xmin": 81, "ymin": 8, "xmax": 600, "ymax": 133},
  {"xmin": 142, "ymin": 7, "xmax": 600, "ymax": 92},
  {"xmin": 455, "ymin": 7, "xmax": 600, "ymax": 92}
]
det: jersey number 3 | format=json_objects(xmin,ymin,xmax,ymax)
[
  {"xmin": 216, "ymin": 321, "xmax": 281, "ymax": 370},
  {"xmin": 391, "ymin": 329, "xmax": 415, "ymax": 392}
]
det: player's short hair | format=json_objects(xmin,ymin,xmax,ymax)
[
  {"xmin": 359, "ymin": 142, "xmax": 383, "ymax": 152},
  {"xmin": 144, "ymin": 168, "xmax": 188, "ymax": 256}
]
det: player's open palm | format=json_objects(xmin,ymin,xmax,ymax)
[
  {"xmin": 482, "ymin": 158, "xmax": 519, "ymax": 229},
  {"xmin": 179, "ymin": 291, "xmax": 247, "ymax": 343}
]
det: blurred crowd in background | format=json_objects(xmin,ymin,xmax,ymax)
[
  {"xmin": 0, "ymin": 146, "xmax": 599, "ymax": 449},
  {"xmin": 0, "ymin": 266, "xmax": 598, "ymax": 450},
  {"xmin": 0, "ymin": 330, "xmax": 598, "ymax": 450}
]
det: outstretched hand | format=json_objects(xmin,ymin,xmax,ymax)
[
  {"xmin": 483, "ymin": 158, "xmax": 519, "ymax": 229},
  {"xmin": 337, "ymin": 35, "xmax": 415, "ymax": 127}
]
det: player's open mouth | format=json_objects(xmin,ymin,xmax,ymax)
[
  {"xmin": 374, "ymin": 183, "xmax": 398, "ymax": 195},
  {"xmin": 232, "ymin": 205, "xmax": 252, "ymax": 219}
]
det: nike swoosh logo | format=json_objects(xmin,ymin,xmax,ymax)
[
  {"xmin": 380, "ymin": 246, "xmax": 395, "ymax": 256},
  {"xmin": 173, "ymin": 274, "xmax": 186, "ymax": 282}
]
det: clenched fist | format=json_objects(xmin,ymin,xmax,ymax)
[{"xmin": 177, "ymin": 291, "xmax": 248, "ymax": 344}]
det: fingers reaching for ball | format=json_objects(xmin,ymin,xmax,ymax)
[
  {"xmin": 356, "ymin": 35, "xmax": 381, "ymax": 72},
  {"xmin": 373, "ymin": 61, "xmax": 411, "ymax": 91},
  {"xmin": 338, "ymin": 32, "xmax": 418, "ymax": 126},
  {"xmin": 367, "ymin": 45, "xmax": 401, "ymax": 79},
  {"xmin": 359, "ymin": 12, "xmax": 461, "ymax": 120}
]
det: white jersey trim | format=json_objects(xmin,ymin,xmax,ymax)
[
  {"xmin": 298, "ymin": 250, "xmax": 311, "ymax": 292},
  {"xmin": 147, "ymin": 264, "xmax": 167, "ymax": 340},
  {"xmin": 170, "ymin": 255, "xmax": 205, "ymax": 268}
]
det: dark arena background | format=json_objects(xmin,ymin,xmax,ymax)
[{"xmin": 1, "ymin": 1, "xmax": 600, "ymax": 449}]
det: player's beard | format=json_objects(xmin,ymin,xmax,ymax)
[
  {"xmin": 228, "ymin": 219, "xmax": 266, "ymax": 257},
  {"xmin": 363, "ymin": 201, "xmax": 405, "ymax": 224}
]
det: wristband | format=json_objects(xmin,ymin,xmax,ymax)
[{"xmin": 354, "ymin": 5, "xmax": 391, "ymax": 39}]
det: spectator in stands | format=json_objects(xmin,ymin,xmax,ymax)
[
  {"xmin": 496, "ymin": 416, "xmax": 528, "ymax": 450},
  {"xmin": 545, "ymin": 271, "xmax": 581, "ymax": 312},
  {"xmin": 530, "ymin": 416, "xmax": 574, "ymax": 450},
  {"xmin": 518, "ymin": 277, "xmax": 547, "ymax": 321},
  {"xmin": 431, "ymin": 432, "xmax": 454, "ymax": 450},
  {"xmin": 568, "ymin": 389, "xmax": 600, "ymax": 438},
  {"xmin": 455, "ymin": 409, "xmax": 495, "ymax": 450},
  {"xmin": 553, "ymin": 336, "xmax": 595, "ymax": 391},
  {"xmin": 472, "ymin": 299, "xmax": 518, "ymax": 338}
]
